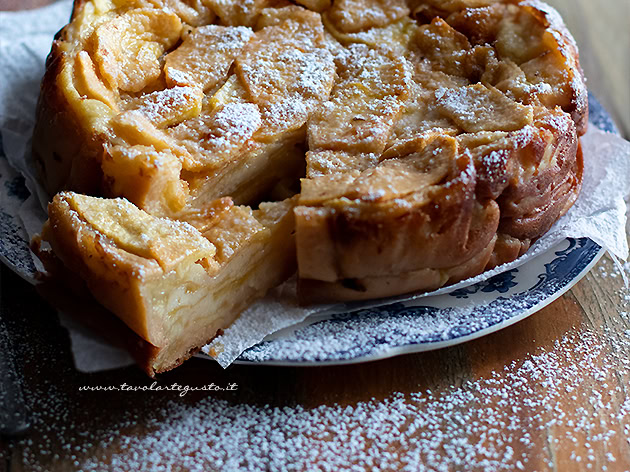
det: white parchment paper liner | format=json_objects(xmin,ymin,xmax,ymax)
[{"xmin": 1, "ymin": 2, "xmax": 628, "ymax": 371}]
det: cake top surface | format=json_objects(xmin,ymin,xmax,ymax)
[{"xmin": 56, "ymin": 0, "xmax": 586, "ymax": 209}]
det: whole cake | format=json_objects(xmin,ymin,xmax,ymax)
[{"xmin": 33, "ymin": 0, "xmax": 587, "ymax": 373}]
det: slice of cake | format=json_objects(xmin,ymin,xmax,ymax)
[{"xmin": 39, "ymin": 192, "xmax": 296, "ymax": 375}]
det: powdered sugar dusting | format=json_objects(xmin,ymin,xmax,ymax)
[
  {"xmin": 14, "ymin": 247, "xmax": 627, "ymax": 471},
  {"xmin": 10, "ymin": 323, "xmax": 630, "ymax": 471},
  {"xmin": 237, "ymin": 258, "xmax": 591, "ymax": 363},
  {"xmin": 260, "ymin": 95, "xmax": 312, "ymax": 135},
  {"xmin": 206, "ymin": 102, "xmax": 262, "ymax": 150},
  {"xmin": 127, "ymin": 86, "xmax": 201, "ymax": 124}
]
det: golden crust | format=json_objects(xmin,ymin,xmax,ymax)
[
  {"xmin": 297, "ymin": 136, "xmax": 499, "ymax": 278},
  {"xmin": 298, "ymin": 233, "xmax": 498, "ymax": 303},
  {"xmin": 33, "ymin": 41, "xmax": 104, "ymax": 196}
]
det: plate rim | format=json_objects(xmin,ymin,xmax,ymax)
[{"xmin": 228, "ymin": 242, "xmax": 606, "ymax": 366}]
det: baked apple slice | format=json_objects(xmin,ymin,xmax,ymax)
[{"xmin": 39, "ymin": 192, "xmax": 297, "ymax": 375}]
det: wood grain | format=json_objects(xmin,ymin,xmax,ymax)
[
  {"xmin": 545, "ymin": 0, "xmax": 630, "ymax": 138},
  {"xmin": 1, "ymin": 1, "xmax": 629, "ymax": 471}
]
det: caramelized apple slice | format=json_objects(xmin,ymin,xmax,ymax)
[
  {"xmin": 412, "ymin": 17, "xmax": 471, "ymax": 76},
  {"xmin": 327, "ymin": 0, "xmax": 409, "ymax": 33},
  {"xmin": 235, "ymin": 10, "xmax": 335, "ymax": 138},
  {"xmin": 124, "ymin": 86, "xmax": 204, "ymax": 128},
  {"xmin": 235, "ymin": 18, "xmax": 332, "ymax": 107},
  {"xmin": 74, "ymin": 51, "xmax": 119, "ymax": 111},
  {"xmin": 89, "ymin": 8, "xmax": 182, "ymax": 92},
  {"xmin": 148, "ymin": 0, "xmax": 215, "ymax": 26},
  {"xmin": 170, "ymin": 102, "xmax": 263, "ymax": 171},
  {"xmin": 435, "ymin": 83, "xmax": 533, "ymax": 133},
  {"xmin": 322, "ymin": 16, "xmax": 417, "ymax": 56},
  {"xmin": 109, "ymin": 111, "xmax": 188, "ymax": 154},
  {"xmin": 54, "ymin": 192, "xmax": 215, "ymax": 271},
  {"xmin": 164, "ymin": 25, "xmax": 254, "ymax": 92},
  {"xmin": 204, "ymin": 0, "xmax": 272, "ymax": 26},
  {"xmin": 305, "ymin": 151, "xmax": 379, "ymax": 177},
  {"xmin": 102, "ymin": 145, "xmax": 189, "ymax": 215},
  {"xmin": 307, "ymin": 45, "xmax": 410, "ymax": 157},
  {"xmin": 385, "ymin": 82, "xmax": 459, "ymax": 156}
]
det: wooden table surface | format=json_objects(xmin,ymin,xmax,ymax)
[{"xmin": 1, "ymin": 1, "xmax": 629, "ymax": 471}]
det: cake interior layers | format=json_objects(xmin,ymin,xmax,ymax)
[
  {"xmin": 33, "ymin": 0, "xmax": 588, "ymax": 363},
  {"xmin": 40, "ymin": 192, "xmax": 296, "ymax": 374}
]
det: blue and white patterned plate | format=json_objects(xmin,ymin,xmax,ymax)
[
  {"xmin": 231, "ymin": 237, "xmax": 603, "ymax": 365},
  {"xmin": 0, "ymin": 95, "xmax": 617, "ymax": 366}
]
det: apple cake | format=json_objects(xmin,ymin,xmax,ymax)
[{"xmin": 33, "ymin": 0, "xmax": 587, "ymax": 372}]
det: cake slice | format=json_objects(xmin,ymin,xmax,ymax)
[{"xmin": 38, "ymin": 192, "xmax": 296, "ymax": 375}]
